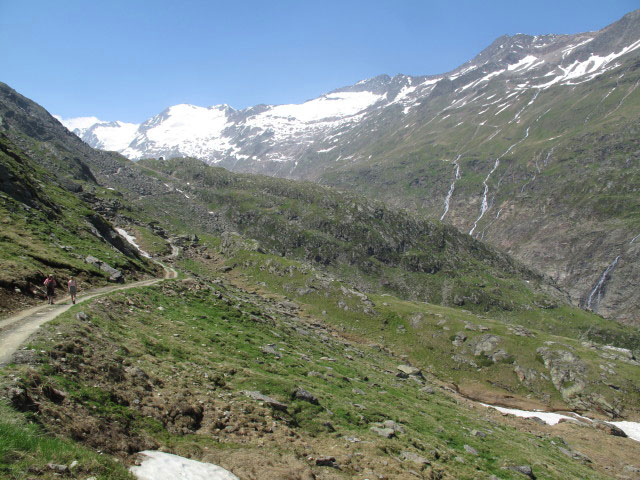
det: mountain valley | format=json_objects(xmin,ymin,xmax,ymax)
[
  {"xmin": 65, "ymin": 10, "xmax": 640, "ymax": 325},
  {"xmin": 1, "ymin": 9, "xmax": 640, "ymax": 480}
]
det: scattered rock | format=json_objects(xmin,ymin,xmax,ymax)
[
  {"xmin": 509, "ymin": 325, "xmax": 535, "ymax": 337},
  {"xmin": 261, "ymin": 344, "xmax": 282, "ymax": 358},
  {"xmin": 11, "ymin": 349, "xmax": 38, "ymax": 365},
  {"xmin": 536, "ymin": 347, "xmax": 587, "ymax": 400},
  {"xmin": 506, "ymin": 465, "xmax": 536, "ymax": 479},
  {"xmin": 47, "ymin": 463, "xmax": 68, "ymax": 474},
  {"xmin": 452, "ymin": 332, "xmax": 467, "ymax": 347},
  {"xmin": 243, "ymin": 391, "xmax": 287, "ymax": 411},
  {"xmin": 623, "ymin": 465, "xmax": 640, "ymax": 475},
  {"xmin": 593, "ymin": 420, "xmax": 627, "ymax": 437},
  {"xmin": 463, "ymin": 444, "xmax": 478, "ymax": 456},
  {"xmin": 400, "ymin": 451, "xmax": 430, "ymax": 466},
  {"xmin": 514, "ymin": 364, "xmax": 538, "ymax": 384},
  {"xmin": 490, "ymin": 349, "xmax": 512, "ymax": 363},
  {"xmin": 315, "ymin": 456, "xmax": 338, "ymax": 468},
  {"xmin": 370, "ymin": 426, "xmax": 395, "ymax": 438},
  {"xmin": 558, "ymin": 447, "xmax": 591, "ymax": 463},
  {"xmin": 420, "ymin": 385, "xmax": 435, "ymax": 394},
  {"xmin": 409, "ymin": 313, "xmax": 424, "ymax": 328},
  {"xmin": 397, "ymin": 365, "xmax": 422, "ymax": 377},
  {"xmin": 76, "ymin": 312, "xmax": 88, "ymax": 321},
  {"xmin": 8, "ymin": 387, "xmax": 39, "ymax": 412},
  {"xmin": 84, "ymin": 255, "xmax": 123, "ymax": 282},
  {"xmin": 473, "ymin": 334, "xmax": 501, "ymax": 356},
  {"xmin": 292, "ymin": 387, "xmax": 319, "ymax": 405}
]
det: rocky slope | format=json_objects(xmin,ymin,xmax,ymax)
[{"xmin": 65, "ymin": 10, "xmax": 640, "ymax": 323}]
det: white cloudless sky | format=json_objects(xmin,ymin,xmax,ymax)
[{"xmin": 0, "ymin": 0, "xmax": 637, "ymax": 122}]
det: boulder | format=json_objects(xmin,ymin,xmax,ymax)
[
  {"xmin": 593, "ymin": 420, "xmax": 627, "ymax": 437},
  {"xmin": 371, "ymin": 426, "xmax": 395, "ymax": 438},
  {"xmin": 506, "ymin": 465, "xmax": 536, "ymax": 479},
  {"xmin": 292, "ymin": 387, "xmax": 319, "ymax": 405},
  {"xmin": 452, "ymin": 332, "xmax": 467, "ymax": 347},
  {"xmin": 397, "ymin": 365, "xmax": 422, "ymax": 376},
  {"xmin": 400, "ymin": 451, "xmax": 430, "ymax": 465},
  {"xmin": 243, "ymin": 391, "xmax": 287, "ymax": 411},
  {"xmin": 473, "ymin": 334, "xmax": 501, "ymax": 356}
]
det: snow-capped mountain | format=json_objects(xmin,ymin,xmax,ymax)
[{"xmin": 61, "ymin": 10, "xmax": 640, "ymax": 171}]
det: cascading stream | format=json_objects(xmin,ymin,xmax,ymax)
[
  {"xmin": 586, "ymin": 255, "xmax": 621, "ymax": 311},
  {"xmin": 469, "ymin": 90, "xmax": 541, "ymax": 236},
  {"xmin": 440, "ymin": 155, "xmax": 461, "ymax": 221},
  {"xmin": 469, "ymin": 126, "xmax": 530, "ymax": 235}
]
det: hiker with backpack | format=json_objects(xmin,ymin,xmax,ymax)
[
  {"xmin": 68, "ymin": 276, "xmax": 77, "ymax": 304},
  {"xmin": 44, "ymin": 274, "xmax": 56, "ymax": 304}
]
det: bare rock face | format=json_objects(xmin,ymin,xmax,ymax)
[
  {"xmin": 84, "ymin": 255, "xmax": 123, "ymax": 283},
  {"xmin": 536, "ymin": 346, "xmax": 587, "ymax": 400},
  {"xmin": 472, "ymin": 334, "xmax": 502, "ymax": 356}
]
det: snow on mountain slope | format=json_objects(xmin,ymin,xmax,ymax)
[
  {"xmin": 83, "ymin": 120, "xmax": 140, "ymax": 151},
  {"xmin": 54, "ymin": 115, "xmax": 103, "ymax": 135},
  {"xmin": 63, "ymin": 10, "xmax": 640, "ymax": 169},
  {"xmin": 116, "ymin": 89, "xmax": 386, "ymax": 163}
]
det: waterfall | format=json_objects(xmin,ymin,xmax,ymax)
[
  {"xmin": 440, "ymin": 155, "xmax": 461, "ymax": 221},
  {"xmin": 586, "ymin": 256, "xmax": 621, "ymax": 311},
  {"xmin": 469, "ymin": 127, "xmax": 530, "ymax": 235}
]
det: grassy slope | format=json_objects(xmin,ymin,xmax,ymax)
[
  {"xmin": 214, "ymin": 246, "xmax": 640, "ymax": 416},
  {"xmin": 1, "ymin": 277, "xmax": 624, "ymax": 480},
  {"xmin": 132, "ymin": 158, "xmax": 562, "ymax": 315},
  {"xmin": 0, "ymin": 403, "xmax": 131, "ymax": 480},
  {"xmin": 0, "ymin": 136, "xmax": 157, "ymax": 315}
]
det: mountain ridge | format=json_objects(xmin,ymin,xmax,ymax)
[
  {"xmin": 55, "ymin": 9, "xmax": 640, "ymax": 323},
  {"xmin": 63, "ymin": 10, "xmax": 640, "ymax": 165}
]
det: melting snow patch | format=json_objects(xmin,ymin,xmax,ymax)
[
  {"xmin": 130, "ymin": 451, "xmax": 239, "ymax": 480},
  {"xmin": 115, "ymin": 228, "xmax": 151, "ymax": 258},
  {"xmin": 507, "ymin": 55, "xmax": 540, "ymax": 72},
  {"xmin": 482, "ymin": 403, "xmax": 579, "ymax": 425},
  {"xmin": 482, "ymin": 404, "xmax": 640, "ymax": 441}
]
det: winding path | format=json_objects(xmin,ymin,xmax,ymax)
[{"xmin": 0, "ymin": 261, "xmax": 177, "ymax": 366}]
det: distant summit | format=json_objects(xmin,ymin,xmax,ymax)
[{"xmin": 64, "ymin": 10, "xmax": 640, "ymax": 169}]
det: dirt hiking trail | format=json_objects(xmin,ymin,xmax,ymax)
[{"xmin": 0, "ymin": 261, "xmax": 177, "ymax": 365}]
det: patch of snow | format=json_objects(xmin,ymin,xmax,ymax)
[
  {"xmin": 88, "ymin": 121, "xmax": 140, "ymax": 151},
  {"xmin": 115, "ymin": 228, "xmax": 151, "ymax": 258},
  {"xmin": 482, "ymin": 403, "xmax": 579, "ymax": 425},
  {"xmin": 507, "ymin": 55, "xmax": 540, "ymax": 72},
  {"xmin": 317, "ymin": 146, "xmax": 337, "ymax": 153},
  {"xmin": 561, "ymin": 37, "xmax": 595, "ymax": 59},
  {"xmin": 538, "ymin": 39, "xmax": 640, "ymax": 89},
  {"xmin": 482, "ymin": 404, "xmax": 640, "ymax": 442},
  {"xmin": 130, "ymin": 451, "xmax": 239, "ymax": 480}
]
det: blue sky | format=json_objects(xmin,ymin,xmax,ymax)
[{"xmin": 1, "ymin": 0, "xmax": 637, "ymax": 122}]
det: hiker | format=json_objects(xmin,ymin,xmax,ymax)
[
  {"xmin": 68, "ymin": 276, "xmax": 77, "ymax": 304},
  {"xmin": 44, "ymin": 274, "xmax": 56, "ymax": 305}
]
